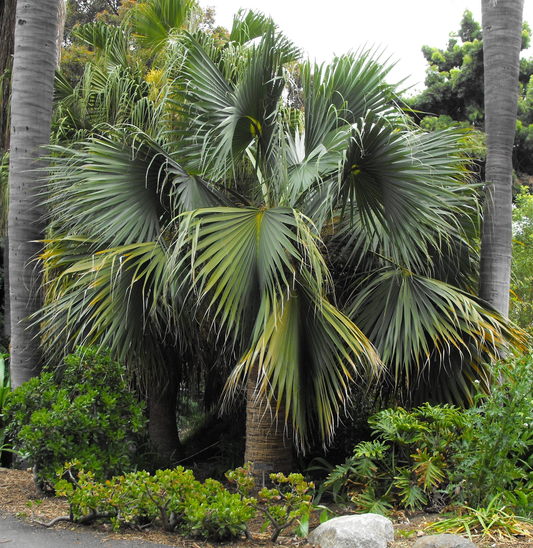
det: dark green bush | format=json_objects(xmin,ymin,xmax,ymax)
[{"xmin": 4, "ymin": 347, "xmax": 147, "ymax": 490}]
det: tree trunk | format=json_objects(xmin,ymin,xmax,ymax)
[
  {"xmin": 56, "ymin": 0, "xmax": 66, "ymax": 68},
  {"xmin": 148, "ymin": 379, "xmax": 182, "ymax": 461},
  {"xmin": 479, "ymin": 0, "xmax": 524, "ymax": 317},
  {"xmin": 0, "ymin": 0, "xmax": 16, "ymax": 152},
  {"xmin": 2, "ymin": 238, "xmax": 9, "ymax": 340},
  {"xmin": 8, "ymin": 0, "xmax": 58, "ymax": 387},
  {"xmin": 244, "ymin": 362, "xmax": 293, "ymax": 477}
]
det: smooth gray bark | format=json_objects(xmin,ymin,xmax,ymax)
[
  {"xmin": 8, "ymin": 0, "xmax": 59, "ymax": 387},
  {"xmin": 479, "ymin": 0, "xmax": 524, "ymax": 317}
]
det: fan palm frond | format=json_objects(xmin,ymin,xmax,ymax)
[
  {"xmin": 301, "ymin": 51, "xmax": 397, "ymax": 155},
  {"xmin": 173, "ymin": 26, "xmax": 300, "ymax": 180},
  {"xmin": 168, "ymin": 206, "xmax": 327, "ymax": 339},
  {"xmin": 38, "ymin": 238, "xmax": 186, "ymax": 371},
  {"xmin": 347, "ymin": 265, "xmax": 527, "ymax": 403},
  {"xmin": 45, "ymin": 129, "xmax": 231, "ymax": 249},
  {"xmin": 73, "ymin": 21, "xmax": 130, "ymax": 68},
  {"xmin": 132, "ymin": 0, "xmax": 196, "ymax": 54},
  {"xmin": 224, "ymin": 274, "xmax": 381, "ymax": 447},
  {"xmin": 229, "ymin": 9, "xmax": 273, "ymax": 45}
]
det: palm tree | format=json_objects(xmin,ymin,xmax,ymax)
[
  {"xmin": 8, "ymin": 0, "xmax": 59, "ymax": 388},
  {"xmin": 479, "ymin": 0, "xmax": 525, "ymax": 317},
  {"xmin": 48, "ymin": 12, "xmax": 192, "ymax": 458},
  {"xmin": 41, "ymin": 0, "xmax": 273, "ymax": 459},
  {"xmin": 39, "ymin": 6, "xmax": 525, "ymax": 469}
]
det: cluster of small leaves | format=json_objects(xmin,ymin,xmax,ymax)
[
  {"xmin": 184, "ymin": 478, "xmax": 255, "ymax": 540},
  {"xmin": 56, "ymin": 463, "xmax": 203, "ymax": 533},
  {"xmin": 321, "ymin": 403, "xmax": 464, "ymax": 514},
  {"xmin": 4, "ymin": 347, "xmax": 147, "ymax": 490},
  {"xmin": 226, "ymin": 462, "xmax": 314, "ymax": 542},
  {"xmin": 55, "ymin": 463, "xmax": 256, "ymax": 540}
]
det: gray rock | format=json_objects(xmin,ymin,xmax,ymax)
[
  {"xmin": 413, "ymin": 533, "xmax": 476, "ymax": 548},
  {"xmin": 307, "ymin": 513, "xmax": 394, "ymax": 548}
]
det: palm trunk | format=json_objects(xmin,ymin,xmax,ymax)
[
  {"xmin": 56, "ymin": 0, "xmax": 66, "ymax": 68},
  {"xmin": 479, "ymin": 0, "xmax": 524, "ymax": 317},
  {"xmin": 148, "ymin": 379, "xmax": 182, "ymax": 461},
  {"xmin": 244, "ymin": 362, "xmax": 293, "ymax": 476},
  {"xmin": 3, "ymin": 239, "xmax": 9, "ymax": 340},
  {"xmin": 8, "ymin": 0, "xmax": 58, "ymax": 387}
]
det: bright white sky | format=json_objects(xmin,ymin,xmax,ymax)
[{"xmin": 201, "ymin": 0, "xmax": 533, "ymax": 95}]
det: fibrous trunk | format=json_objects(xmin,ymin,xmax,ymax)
[{"xmin": 244, "ymin": 362, "xmax": 293, "ymax": 477}]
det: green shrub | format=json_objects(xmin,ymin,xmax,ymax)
[
  {"xmin": 449, "ymin": 356, "xmax": 533, "ymax": 508},
  {"xmin": 0, "ymin": 353, "xmax": 16, "ymax": 462},
  {"xmin": 5, "ymin": 347, "xmax": 147, "ymax": 490},
  {"xmin": 226, "ymin": 462, "xmax": 314, "ymax": 542},
  {"xmin": 321, "ymin": 354, "xmax": 533, "ymax": 517},
  {"xmin": 56, "ymin": 463, "xmax": 201, "ymax": 532},
  {"xmin": 184, "ymin": 477, "xmax": 255, "ymax": 540},
  {"xmin": 321, "ymin": 403, "xmax": 464, "ymax": 513},
  {"xmin": 56, "ymin": 463, "xmax": 255, "ymax": 540}
]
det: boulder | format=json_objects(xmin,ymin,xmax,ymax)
[
  {"xmin": 307, "ymin": 513, "xmax": 394, "ymax": 548},
  {"xmin": 413, "ymin": 534, "xmax": 476, "ymax": 548}
]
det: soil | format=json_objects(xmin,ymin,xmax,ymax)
[{"xmin": 1, "ymin": 467, "xmax": 533, "ymax": 548}]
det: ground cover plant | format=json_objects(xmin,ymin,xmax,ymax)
[
  {"xmin": 226, "ymin": 462, "xmax": 315, "ymax": 541},
  {"xmin": 44, "ymin": 462, "xmax": 314, "ymax": 542}
]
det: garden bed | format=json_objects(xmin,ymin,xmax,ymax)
[{"xmin": 1, "ymin": 468, "xmax": 532, "ymax": 547}]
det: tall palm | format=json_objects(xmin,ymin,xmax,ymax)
[
  {"xmin": 47, "ymin": 14, "xmax": 193, "ymax": 457},
  {"xmin": 39, "ymin": 7, "xmax": 525, "ymax": 469},
  {"xmin": 41, "ymin": 2, "xmax": 273, "ymax": 458},
  {"xmin": 8, "ymin": 0, "xmax": 59, "ymax": 388},
  {"xmin": 479, "ymin": 0, "xmax": 525, "ymax": 316}
]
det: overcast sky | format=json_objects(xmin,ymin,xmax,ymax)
[{"xmin": 201, "ymin": 0, "xmax": 533, "ymax": 95}]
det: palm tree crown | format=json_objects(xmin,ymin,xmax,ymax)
[{"xmin": 39, "ymin": 5, "xmax": 526, "ymax": 453}]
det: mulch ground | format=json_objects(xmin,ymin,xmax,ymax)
[{"xmin": 1, "ymin": 467, "xmax": 533, "ymax": 547}]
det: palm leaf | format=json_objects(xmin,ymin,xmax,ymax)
[
  {"xmin": 347, "ymin": 266, "xmax": 527, "ymax": 403},
  {"xmin": 173, "ymin": 27, "xmax": 300, "ymax": 180},
  {"xmin": 132, "ymin": 0, "xmax": 196, "ymax": 54},
  {"xmin": 38, "ymin": 238, "xmax": 186, "ymax": 370},
  {"xmin": 45, "ymin": 130, "xmax": 230, "ymax": 249},
  {"xmin": 229, "ymin": 9, "xmax": 273, "ymax": 45},
  {"xmin": 169, "ymin": 206, "xmax": 327, "ymax": 340},
  {"xmin": 73, "ymin": 21, "xmax": 129, "ymax": 68},
  {"xmin": 224, "ymin": 275, "xmax": 381, "ymax": 447},
  {"xmin": 301, "ymin": 51, "xmax": 397, "ymax": 156}
]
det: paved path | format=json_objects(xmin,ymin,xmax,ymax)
[{"xmin": 0, "ymin": 513, "xmax": 173, "ymax": 547}]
